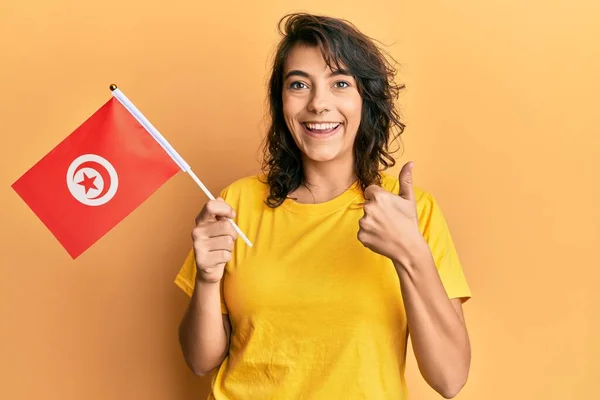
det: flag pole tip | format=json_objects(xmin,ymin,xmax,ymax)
[{"xmin": 109, "ymin": 84, "xmax": 118, "ymax": 91}]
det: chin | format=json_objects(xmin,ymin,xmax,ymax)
[{"xmin": 302, "ymin": 148, "xmax": 346, "ymax": 163}]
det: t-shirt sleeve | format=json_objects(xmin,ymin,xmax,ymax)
[
  {"xmin": 417, "ymin": 191, "xmax": 472, "ymax": 302},
  {"xmin": 173, "ymin": 187, "xmax": 230, "ymax": 314}
]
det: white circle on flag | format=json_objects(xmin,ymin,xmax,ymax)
[{"xmin": 66, "ymin": 154, "xmax": 119, "ymax": 206}]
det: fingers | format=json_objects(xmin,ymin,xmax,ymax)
[
  {"xmin": 196, "ymin": 248, "xmax": 232, "ymax": 268},
  {"xmin": 195, "ymin": 197, "xmax": 236, "ymax": 225},
  {"xmin": 206, "ymin": 234, "xmax": 235, "ymax": 251},
  {"xmin": 192, "ymin": 198, "xmax": 238, "ymax": 280},
  {"xmin": 193, "ymin": 232, "xmax": 237, "ymax": 269},
  {"xmin": 363, "ymin": 184, "xmax": 384, "ymax": 201},
  {"xmin": 362, "ymin": 185, "xmax": 385, "ymax": 220},
  {"xmin": 357, "ymin": 215, "xmax": 376, "ymax": 251},
  {"xmin": 398, "ymin": 162, "xmax": 415, "ymax": 201},
  {"xmin": 358, "ymin": 214, "xmax": 372, "ymax": 233},
  {"xmin": 192, "ymin": 218, "xmax": 238, "ymax": 241}
]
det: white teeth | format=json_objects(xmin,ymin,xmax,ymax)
[{"xmin": 305, "ymin": 122, "xmax": 340, "ymax": 130}]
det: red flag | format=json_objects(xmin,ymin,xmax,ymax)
[{"xmin": 12, "ymin": 96, "xmax": 180, "ymax": 258}]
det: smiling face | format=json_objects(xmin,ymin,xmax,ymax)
[{"xmin": 281, "ymin": 44, "xmax": 363, "ymax": 165}]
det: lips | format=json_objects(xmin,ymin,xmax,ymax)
[{"xmin": 302, "ymin": 122, "xmax": 342, "ymax": 134}]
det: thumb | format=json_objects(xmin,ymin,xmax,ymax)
[{"xmin": 398, "ymin": 161, "xmax": 415, "ymax": 200}]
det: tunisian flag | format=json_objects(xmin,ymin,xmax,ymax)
[{"xmin": 12, "ymin": 95, "xmax": 181, "ymax": 258}]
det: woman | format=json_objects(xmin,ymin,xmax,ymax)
[{"xmin": 175, "ymin": 12, "xmax": 472, "ymax": 399}]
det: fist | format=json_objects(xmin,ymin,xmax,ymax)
[
  {"xmin": 192, "ymin": 197, "xmax": 238, "ymax": 284},
  {"xmin": 357, "ymin": 162, "xmax": 425, "ymax": 265}
]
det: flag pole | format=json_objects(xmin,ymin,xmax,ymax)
[{"xmin": 109, "ymin": 84, "xmax": 253, "ymax": 248}]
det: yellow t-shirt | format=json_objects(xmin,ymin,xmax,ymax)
[{"xmin": 175, "ymin": 173, "xmax": 471, "ymax": 399}]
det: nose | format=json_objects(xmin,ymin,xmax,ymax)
[{"xmin": 307, "ymin": 85, "xmax": 331, "ymax": 114}]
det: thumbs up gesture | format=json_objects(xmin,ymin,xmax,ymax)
[{"xmin": 357, "ymin": 162, "xmax": 428, "ymax": 266}]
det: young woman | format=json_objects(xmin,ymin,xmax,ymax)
[{"xmin": 176, "ymin": 13, "xmax": 472, "ymax": 400}]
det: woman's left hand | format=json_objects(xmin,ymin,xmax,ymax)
[{"xmin": 357, "ymin": 161, "xmax": 428, "ymax": 267}]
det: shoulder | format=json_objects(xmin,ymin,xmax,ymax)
[
  {"xmin": 381, "ymin": 173, "xmax": 471, "ymax": 300},
  {"xmin": 380, "ymin": 171, "xmax": 460, "ymax": 250},
  {"xmin": 379, "ymin": 172, "xmax": 448, "ymax": 229},
  {"xmin": 219, "ymin": 174, "xmax": 269, "ymax": 205},
  {"xmin": 379, "ymin": 172, "xmax": 436, "ymax": 207}
]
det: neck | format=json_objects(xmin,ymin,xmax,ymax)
[{"xmin": 291, "ymin": 156, "xmax": 357, "ymax": 204}]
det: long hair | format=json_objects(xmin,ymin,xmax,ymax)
[{"xmin": 261, "ymin": 13, "xmax": 406, "ymax": 207}]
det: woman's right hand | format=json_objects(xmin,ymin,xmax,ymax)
[{"xmin": 192, "ymin": 197, "xmax": 238, "ymax": 284}]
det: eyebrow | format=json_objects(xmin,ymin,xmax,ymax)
[{"xmin": 283, "ymin": 68, "xmax": 351, "ymax": 80}]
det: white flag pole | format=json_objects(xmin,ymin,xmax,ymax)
[{"xmin": 109, "ymin": 84, "xmax": 253, "ymax": 248}]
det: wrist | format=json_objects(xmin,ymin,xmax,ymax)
[
  {"xmin": 195, "ymin": 275, "xmax": 221, "ymax": 289},
  {"xmin": 193, "ymin": 277, "xmax": 222, "ymax": 310},
  {"xmin": 392, "ymin": 235, "xmax": 431, "ymax": 271}
]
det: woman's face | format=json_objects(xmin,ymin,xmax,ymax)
[{"xmin": 282, "ymin": 44, "xmax": 362, "ymax": 164}]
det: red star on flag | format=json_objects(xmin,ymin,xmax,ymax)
[{"xmin": 77, "ymin": 172, "xmax": 98, "ymax": 194}]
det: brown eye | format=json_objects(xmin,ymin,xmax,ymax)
[
  {"xmin": 334, "ymin": 81, "xmax": 350, "ymax": 88},
  {"xmin": 290, "ymin": 81, "xmax": 308, "ymax": 90}
]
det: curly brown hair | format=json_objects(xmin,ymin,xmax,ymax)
[{"xmin": 261, "ymin": 13, "xmax": 406, "ymax": 207}]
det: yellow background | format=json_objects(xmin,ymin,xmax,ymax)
[{"xmin": 1, "ymin": 0, "xmax": 598, "ymax": 399}]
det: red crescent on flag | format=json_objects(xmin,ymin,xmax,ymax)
[{"xmin": 73, "ymin": 160, "xmax": 113, "ymax": 200}]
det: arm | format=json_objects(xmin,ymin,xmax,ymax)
[
  {"xmin": 178, "ymin": 198, "xmax": 238, "ymax": 376},
  {"xmin": 359, "ymin": 162, "xmax": 472, "ymax": 398},
  {"xmin": 394, "ymin": 241, "xmax": 471, "ymax": 399},
  {"xmin": 178, "ymin": 280, "xmax": 231, "ymax": 376}
]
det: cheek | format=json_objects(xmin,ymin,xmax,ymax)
[
  {"xmin": 342, "ymin": 94, "xmax": 362, "ymax": 115},
  {"xmin": 281, "ymin": 98, "xmax": 294, "ymax": 130},
  {"xmin": 282, "ymin": 94, "xmax": 305, "ymax": 115},
  {"xmin": 282, "ymin": 96, "xmax": 305, "ymax": 126},
  {"xmin": 340, "ymin": 96, "xmax": 363, "ymax": 126}
]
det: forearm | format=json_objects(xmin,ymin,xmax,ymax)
[
  {"xmin": 394, "ymin": 241, "xmax": 470, "ymax": 398},
  {"xmin": 178, "ymin": 279, "xmax": 229, "ymax": 376}
]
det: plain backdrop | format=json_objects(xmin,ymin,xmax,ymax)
[{"xmin": 1, "ymin": 0, "xmax": 598, "ymax": 399}]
